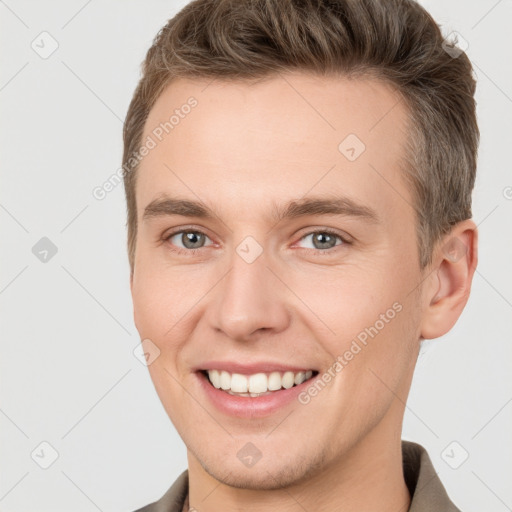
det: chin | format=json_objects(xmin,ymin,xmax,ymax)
[{"xmin": 194, "ymin": 445, "xmax": 329, "ymax": 491}]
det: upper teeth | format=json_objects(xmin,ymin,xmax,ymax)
[{"xmin": 207, "ymin": 370, "xmax": 314, "ymax": 393}]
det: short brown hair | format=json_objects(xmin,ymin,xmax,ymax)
[{"xmin": 123, "ymin": 0, "xmax": 478, "ymax": 274}]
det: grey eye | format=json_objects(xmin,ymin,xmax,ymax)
[
  {"xmin": 169, "ymin": 231, "xmax": 210, "ymax": 249},
  {"xmin": 299, "ymin": 232, "xmax": 343, "ymax": 250}
]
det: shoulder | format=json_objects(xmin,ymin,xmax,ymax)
[{"xmin": 132, "ymin": 470, "xmax": 188, "ymax": 512}]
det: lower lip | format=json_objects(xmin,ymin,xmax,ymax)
[{"xmin": 196, "ymin": 371, "xmax": 315, "ymax": 418}]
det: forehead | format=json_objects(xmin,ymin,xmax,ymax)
[{"xmin": 136, "ymin": 72, "xmax": 411, "ymax": 221}]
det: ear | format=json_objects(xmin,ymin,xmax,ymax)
[
  {"xmin": 130, "ymin": 269, "xmax": 138, "ymax": 329},
  {"xmin": 420, "ymin": 220, "xmax": 478, "ymax": 340}
]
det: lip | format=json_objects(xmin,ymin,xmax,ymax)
[
  {"xmin": 194, "ymin": 361, "xmax": 316, "ymax": 375},
  {"xmin": 195, "ymin": 369, "xmax": 317, "ymax": 418}
]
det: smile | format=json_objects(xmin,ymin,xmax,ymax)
[{"xmin": 203, "ymin": 369, "xmax": 318, "ymax": 397}]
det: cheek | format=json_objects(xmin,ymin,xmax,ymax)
[
  {"xmin": 131, "ymin": 263, "xmax": 215, "ymax": 378},
  {"xmin": 336, "ymin": 292, "xmax": 419, "ymax": 397},
  {"xmin": 314, "ymin": 300, "xmax": 418, "ymax": 440},
  {"xmin": 132, "ymin": 259, "xmax": 202, "ymax": 337},
  {"xmin": 132, "ymin": 277, "xmax": 170, "ymax": 338},
  {"xmin": 288, "ymin": 264, "xmax": 398, "ymax": 339},
  {"xmin": 292, "ymin": 262, "xmax": 419, "ymax": 387}
]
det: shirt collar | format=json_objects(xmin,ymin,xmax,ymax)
[{"xmin": 402, "ymin": 440, "xmax": 461, "ymax": 512}]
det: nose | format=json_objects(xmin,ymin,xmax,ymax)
[{"xmin": 208, "ymin": 247, "xmax": 290, "ymax": 341}]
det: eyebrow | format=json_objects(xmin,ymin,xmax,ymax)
[{"xmin": 142, "ymin": 195, "xmax": 379, "ymax": 224}]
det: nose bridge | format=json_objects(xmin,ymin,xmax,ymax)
[{"xmin": 211, "ymin": 240, "xmax": 289, "ymax": 340}]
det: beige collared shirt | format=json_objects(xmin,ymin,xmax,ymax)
[{"xmin": 133, "ymin": 440, "xmax": 461, "ymax": 511}]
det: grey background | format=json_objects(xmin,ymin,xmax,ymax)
[{"xmin": 1, "ymin": 0, "xmax": 511, "ymax": 510}]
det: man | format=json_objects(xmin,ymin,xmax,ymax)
[{"xmin": 123, "ymin": 0, "xmax": 478, "ymax": 510}]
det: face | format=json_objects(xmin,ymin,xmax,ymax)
[{"xmin": 131, "ymin": 73, "xmax": 426, "ymax": 489}]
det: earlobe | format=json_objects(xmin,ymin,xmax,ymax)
[{"xmin": 420, "ymin": 220, "xmax": 478, "ymax": 340}]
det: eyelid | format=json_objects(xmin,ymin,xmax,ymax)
[
  {"xmin": 163, "ymin": 225, "xmax": 213, "ymax": 240},
  {"xmin": 293, "ymin": 226, "xmax": 353, "ymax": 244}
]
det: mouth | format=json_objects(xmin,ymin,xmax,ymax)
[{"xmin": 200, "ymin": 369, "xmax": 319, "ymax": 397}]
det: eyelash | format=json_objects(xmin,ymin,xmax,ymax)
[{"xmin": 163, "ymin": 227, "xmax": 350, "ymax": 256}]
